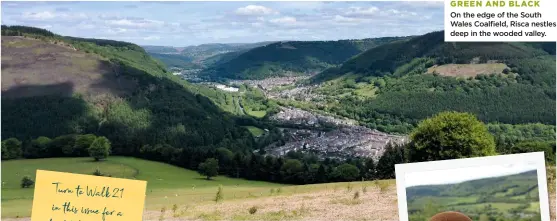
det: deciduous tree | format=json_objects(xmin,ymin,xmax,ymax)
[{"xmin": 409, "ymin": 111, "xmax": 496, "ymax": 162}]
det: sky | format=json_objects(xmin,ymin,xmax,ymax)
[
  {"xmin": 404, "ymin": 162, "xmax": 539, "ymax": 187},
  {"xmin": 0, "ymin": 1, "xmax": 444, "ymax": 46}
]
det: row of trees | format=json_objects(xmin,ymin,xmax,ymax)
[
  {"xmin": 4, "ymin": 112, "xmax": 554, "ymax": 185},
  {"xmin": 202, "ymin": 111, "xmax": 553, "ymax": 182},
  {"xmin": 2, "ymin": 133, "xmax": 405, "ymax": 184},
  {"xmin": 1, "ymin": 134, "xmax": 111, "ymax": 161}
]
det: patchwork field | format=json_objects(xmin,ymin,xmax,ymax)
[{"xmin": 1, "ymin": 157, "xmax": 554, "ymax": 221}]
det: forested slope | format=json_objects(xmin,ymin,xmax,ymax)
[
  {"xmin": 204, "ymin": 37, "xmax": 407, "ymax": 80},
  {"xmin": 308, "ymin": 31, "xmax": 555, "ymax": 133},
  {"xmin": 1, "ymin": 25, "xmax": 256, "ymax": 156},
  {"xmin": 1, "ymin": 26, "xmax": 392, "ymax": 187}
]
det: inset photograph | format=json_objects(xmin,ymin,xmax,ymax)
[{"xmin": 396, "ymin": 152, "xmax": 550, "ymax": 221}]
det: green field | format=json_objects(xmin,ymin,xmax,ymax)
[
  {"xmin": 1, "ymin": 157, "xmax": 286, "ymax": 218},
  {"xmin": 243, "ymin": 126, "xmax": 265, "ymax": 137},
  {"xmin": 246, "ymin": 109, "xmax": 267, "ymax": 118}
]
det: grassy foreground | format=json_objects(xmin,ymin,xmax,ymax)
[
  {"xmin": 1, "ymin": 157, "xmax": 554, "ymax": 221},
  {"xmin": 1, "ymin": 157, "xmax": 285, "ymax": 218}
]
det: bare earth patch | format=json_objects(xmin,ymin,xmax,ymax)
[
  {"xmin": 1, "ymin": 36, "xmax": 137, "ymax": 100},
  {"xmin": 427, "ymin": 63, "xmax": 508, "ymax": 77},
  {"xmin": 142, "ymin": 185, "xmax": 399, "ymax": 221}
]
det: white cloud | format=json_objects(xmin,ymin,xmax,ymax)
[
  {"xmin": 270, "ymin": 16, "xmax": 296, "ymax": 24},
  {"xmin": 333, "ymin": 15, "xmax": 361, "ymax": 23},
  {"xmin": 23, "ymin": 11, "xmax": 56, "ymax": 20},
  {"xmin": 251, "ymin": 22, "xmax": 264, "ymax": 28},
  {"xmin": 388, "ymin": 9, "xmax": 400, "ymax": 14},
  {"xmin": 107, "ymin": 28, "xmax": 127, "ymax": 34},
  {"xmin": 21, "ymin": 11, "xmax": 87, "ymax": 21},
  {"xmin": 2, "ymin": 1, "xmax": 444, "ymax": 46},
  {"xmin": 398, "ymin": 1, "xmax": 444, "ymax": 9},
  {"xmin": 235, "ymin": 5, "xmax": 278, "ymax": 16},
  {"xmin": 344, "ymin": 6, "xmax": 379, "ymax": 16},
  {"xmin": 274, "ymin": 2, "xmax": 326, "ymax": 10},
  {"xmin": 143, "ymin": 36, "xmax": 160, "ymax": 40},
  {"xmin": 105, "ymin": 18, "xmax": 164, "ymax": 29},
  {"xmin": 80, "ymin": 24, "xmax": 97, "ymax": 29}
]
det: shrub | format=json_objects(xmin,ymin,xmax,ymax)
[
  {"xmin": 21, "ymin": 176, "xmax": 34, "ymax": 188},
  {"xmin": 159, "ymin": 206, "xmax": 166, "ymax": 221},
  {"xmin": 353, "ymin": 191, "xmax": 360, "ymax": 200},
  {"xmin": 92, "ymin": 168, "xmax": 103, "ymax": 176},
  {"xmin": 331, "ymin": 163, "xmax": 360, "ymax": 182},
  {"xmin": 215, "ymin": 185, "xmax": 224, "ymax": 202},
  {"xmin": 172, "ymin": 204, "xmax": 179, "ymax": 217},
  {"xmin": 54, "ymin": 134, "xmax": 78, "ymax": 157},
  {"xmin": 409, "ymin": 111, "xmax": 496, "ymax": 162},
  {"xmin": 88, "ymin": 136, "xmax": 111, "ymax": 161},
  {"xmin": 24, "ymin": 136, "xmax": 52, "ymax": 158},
  {"xmin": 74, "ymin": 134, "xmax": 97, "ymax": 157},
  {"xmin": 346, "ymin": 182, "xmax": 353, "ymax": 192},
  {"xmin": 198, "ymin": 158, "xmax": 219, "ymax": 180},
  {"xmin": 249, "ymin": 206, "xmax": 258, "ymax": 214},
  {"xmin": 378, "ymin": 182, "xmax": 390, "ymax": 193},
  {"xmin": 2, "ymin": 138, "xmax": 22, "ymax": 160}
]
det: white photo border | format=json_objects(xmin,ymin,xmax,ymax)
[{"xmin": 395, "ymin": 152, "xmax": 550, "ymax": 221}]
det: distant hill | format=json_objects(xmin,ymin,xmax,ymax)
[
  {"xmin": 1, "ymin": 25, "xmax": 256, "ymax": 155},
  {"xmin": 313, "ymin": 31, "xmax": 555, "ymax": 82},
  {"xmin": 406, "ymin": 170, "xmax": 538, "ymax": 199},
  {"xmin": 304, "ymin": 31, "xmax": 555, "ymax": 133},
  {"xmin": 143, "ymin": 42, "xmax": 276, "ymax": 70},
  {"xmin": 406, "ymin": 170, "xmax": 540, "ymax": 221},
  {"xmin": 179, "ymin": 42, "xmax": 275, "ymax": 61},
  {"xmin": 204, "ymin": 37, "xmax": 407, "ymax": 80},
  {"xmin": 141, "ymin": 45, "xmax": 180, "ymax": 54},
  {"xmin": 148, "ymin": 53, "xmax": 200, "ymax": 69}
]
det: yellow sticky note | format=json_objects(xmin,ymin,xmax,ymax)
[{"xmin": 31, "ymin": 170, "xmax": 147, "ymax": 221}]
